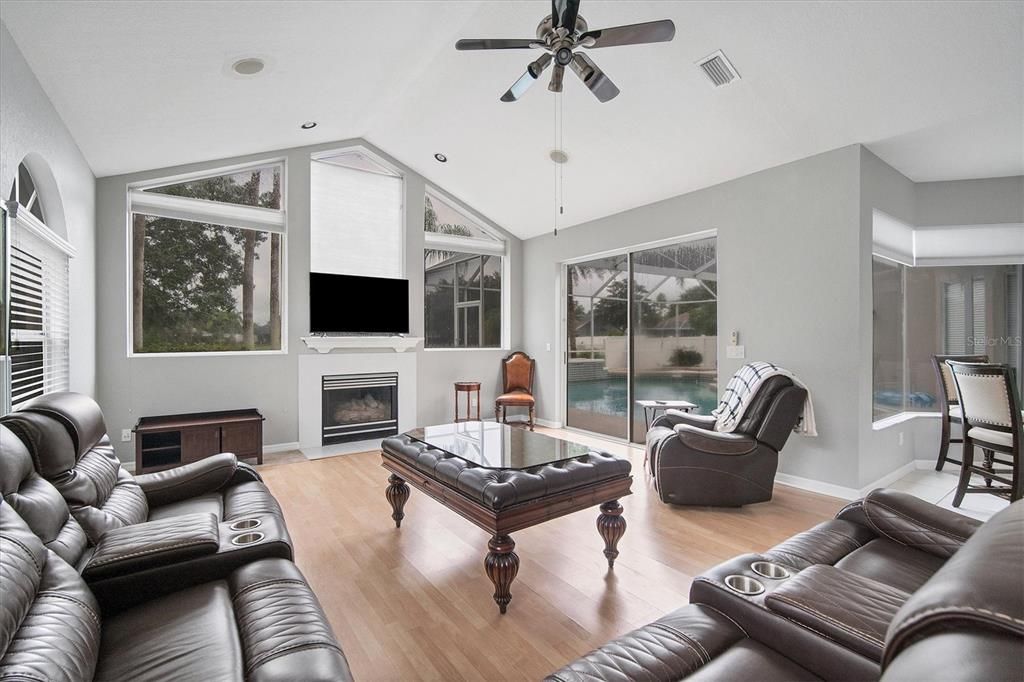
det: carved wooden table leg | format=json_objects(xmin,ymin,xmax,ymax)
[
  {"xmin": 386, "ymin": 474, "xmax": 410, "ymax": 528},
  {"xmin": 597, "ymin": 500, "xmax": 626, "ymax": 568},
  {"xmin": 484, "ymin": 534, "xmax": 519, "ymax": 614}
]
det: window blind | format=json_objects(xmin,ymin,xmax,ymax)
[
  {"xmin": 1007, "ymin": 270, "xmax": 1020, "ymax": 374},
  {"xmin": 971, "ymin": 277, "xmax": 986, "ymax": 353},
  {"xmin": 943, "ymin": 281, "xmax": 966, "ymax": 354},
  {"xmin": 9, "ymin": 217, "xmax": 70, "ymax": 408},
  {"xmin": 310, "ymin": 159, "xmax": 403, "ymax": 278}
]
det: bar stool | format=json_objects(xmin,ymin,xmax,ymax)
[
  {"xmin": 931, "ymin": 354, "xmax": 987, "ymax": 471},
  {"xmin": 947, "ymin": 361, "xmax": 1023, "ymax": 506}
]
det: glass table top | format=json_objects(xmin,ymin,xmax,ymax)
[{"xmin": 405, "ymin": 421, "xmax": 595, "ymax": 470}]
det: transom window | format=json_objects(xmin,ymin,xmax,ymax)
[
  {"xmin": 128, "ymin": 162, "xmax": 285, "ymax": 354},
  {"xmin": 423, "ymin": 191, "xmax": 505, "ymax": 349}
]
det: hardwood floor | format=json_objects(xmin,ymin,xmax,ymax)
[{"xmin": 259, "ymin": 435, "xmax": 844, "ymax": 681}]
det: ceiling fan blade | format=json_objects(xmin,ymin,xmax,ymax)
[
  {"xmin": 569, "ymin": 53, "xmax": 620, "ymax": 102},
  {"xmin": 551, "ymin": 0, "xmax": 581, "ymax": 31},
  {"xmin": 456, "ymin": 38, "xmax": 539, "ymax": 50},
  {"xmin": 548, "ymin": 63, "xmax": 565, "ymax": 93},
  {"xmin": 500, "ymin": 53, "xmax": 553, "ymax": 102},
  {"xmin": 579, "ymin": 19, "xmax": 675, "ymax": 48}
]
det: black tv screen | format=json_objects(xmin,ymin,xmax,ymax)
[{"xmin": 309, "ymin": 272, "xmax": 409, "ymax": 334}]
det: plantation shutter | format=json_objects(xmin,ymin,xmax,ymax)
[
  {"xmin": 8, "ymin": 211, "xmax": 72, "ymax": 408},
  {"xmin": 310, "ymin": 153, "xmax": 403, "ymax": 278},
  {"xmin": 1007, "ymin": 270, "xmax": 1020, "ymax": 375},
  {"xmin": 971, "ymin": 277, "xmax": 986, "ymax": 354},
  {"xmin": 943, "ymin": 281, "xmax": 966, "ymax": 354}
]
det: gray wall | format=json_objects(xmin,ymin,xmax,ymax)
[
  {"xmin": 522, "ymin": 145, "xmax": 864, "ymax": 488},
  {"xmin": 859, "ymin": 154, "xmax": 1023, "ymax": 487},
  {"xmin": 916, "ymin": 176, "xmax": 1024, "ymax": 226},
  {"xmin": 1, "ymin": 21, "xmax": 96, "ymax": 396},
  {"xmin": 96, "ymin": 139, "xmax": 521, "ymax": 461},
  {"xmin": 858, "ymin": 148, "xmax": 917, "ymax": 486}
]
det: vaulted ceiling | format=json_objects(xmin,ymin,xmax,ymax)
[{"xmin": 2, "ymin": 1, "xmax": 1021, "ymax": 238}]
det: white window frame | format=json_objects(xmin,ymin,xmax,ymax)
[
  {"xmin": 3, "ymin": 198, "xmax": 76, "ymax": 412},
  {"xmin": 423, "ymin": 187, "xmax": 509, "ymax": 351},
  {"xmin": 125, "ymin": 158, "xmax": 288, "ymax": 357}
]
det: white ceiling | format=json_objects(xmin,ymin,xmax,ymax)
[{"xmin": 2, "ymin": 1, "xmax": 1022, "ymax": 239}]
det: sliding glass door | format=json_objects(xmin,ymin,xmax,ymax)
[
  {"xmin": 630, "ymin": 240, "xmax": 718, "ymax": 441},
  {"xmin": 566, "ymin": 255, "xmax": 630, "ymax": 438},
  {"xmin": 565, "ymin": 235, "xmax": 718, "ymax": 442}
]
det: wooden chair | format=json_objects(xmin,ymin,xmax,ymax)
[
  {"xmin": 947, "ymin": 361, "xmax": 1023, "ymax": 506},
  {"xmin": 931, "ymin": 354, "xmax": 988, "ymax": 471},
  {"xmin": 495, "ymin": 351, "xmax": 536, "ymax": 430}
]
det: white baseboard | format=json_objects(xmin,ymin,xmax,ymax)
[
  {"xmin": 914, "ymin": 459, "xmax": 938, "ymax": 470},
  {"xmin": 774, "ymin": 473, "xmax": 861, "ymax": 501},
  {"xmin": 776, "ymin": 459, "xmax": 921, "ymax": 501},
  {"xmin": 263, "ymin": 441, "xmax": 300, "ymax": 454},
  {"xmin": 857, "ymin": 460, "xmax": 917, "ymax": 496}
]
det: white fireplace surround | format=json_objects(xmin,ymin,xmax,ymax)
[{"xmin": 298, "ymin": 352, "xmax": 417, "ymax": 458}]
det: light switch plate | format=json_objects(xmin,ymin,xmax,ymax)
[
  {"xmin": 726, "ymin": 345, "xmax": 745, "ymax": 359},
  {"xmin": 120, "ymin": 429, "xmax": 133, "ymax": 442}
]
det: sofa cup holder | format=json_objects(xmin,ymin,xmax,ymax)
[
  {"xmin": 231, "ymin": 532, "xmax": 265, "ymax": 546},
  {"xmin": 229, "ymin": 518, "xmax": 262, "ymax": 531},
  {"xmin": 724, "ymin": 574, "xmax": 765, "ymax": 596},
  {"xmin": 750, "ymin": 561, "xmax": 791, "ymax": 580}
]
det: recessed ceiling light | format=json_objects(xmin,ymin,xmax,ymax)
[
  {"xmin": 231, "ymin": 58, "xmax": 265, "ymax": 76},
  {"xmin": 434, "ymin": 153, "xmax": 448, "ymax": 163},
  {"xmin": 549, "ymin": 149, "xmax": 569, "ymax": 164},
  {"xmin": 300, "ymin": 121, "xmax": 318, "ymax": 130}
]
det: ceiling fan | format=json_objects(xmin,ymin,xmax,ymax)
[{"xmin": 455, "ymin": 0, "xmax": 675, "ymax": 103}]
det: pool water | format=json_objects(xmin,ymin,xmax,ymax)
[{"xmin": 568, "ymin": 374, "xmax": 720, "ymax": 419}]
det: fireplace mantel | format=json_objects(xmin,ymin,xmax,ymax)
[{"xmin": 300, "ymin": 335, "xmax": 423, "ymax": 354}]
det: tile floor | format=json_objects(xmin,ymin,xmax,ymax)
[{"xmin": 884, "ymin": 467, "xmax": 1010, "ymax": 521}]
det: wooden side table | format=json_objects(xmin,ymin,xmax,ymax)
[{"xmin": 454, "ymin": 382, "xmax": 482, "ymax": 422}]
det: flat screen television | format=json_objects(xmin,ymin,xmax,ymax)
[{"xmin": 309, "ymin": 272, "xmax": 409, "ymax": 334}]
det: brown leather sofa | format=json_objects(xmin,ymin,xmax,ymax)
[
  {"xmin": 1, "ymin": 393, "xmax": 300, "ymax": 610},
  {"xmin": 0, "ymin": 499, "xmax": 352, "ymax": 681},
  {"xmin": 546, "ymin": 489, "xmax": 1023, "ymax": 681},
  {"xmin": 646, "ymin": 375, "xmax": 807, "ymax": 506}
]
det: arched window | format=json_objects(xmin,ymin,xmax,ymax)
[
  {"xmin": 8, "ymin": 161, "xmax": 46, "ymax": 223},
  {"xmin": 4, "ymin": 161, "xmax": 74, "ymax": 411}
]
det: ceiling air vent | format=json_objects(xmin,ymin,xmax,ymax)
[{"xmin": 697, "ymin": 50, "xmax": 740, "ymax": 88}]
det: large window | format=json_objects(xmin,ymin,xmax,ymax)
[
  {"xmin": 129, "ymin": 163, "xmax": 284, "ymax": 353},
  {"xmin": 6, "ymin": 163, "xmax": 74, "ymax": 409},
  {"xmin": 423, "ymin": 192, "xmax": 504, "ymax": 348},
  {"xmin": 310, "ymin": 149, "xmax": 403, "ymax": 278},
  {"xmin": 872, "ymin": 259, "xmax": 1023, "ymax": 420}
]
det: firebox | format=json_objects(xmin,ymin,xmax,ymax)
[{"xmin": 321, "ymin": 373, "xmax": 398, "ymax": 445}]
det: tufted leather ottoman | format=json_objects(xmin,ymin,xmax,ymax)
[{"xmin": 381, "ymin": 423, "xmax": 632, "ymax": 613}]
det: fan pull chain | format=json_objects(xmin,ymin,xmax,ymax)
[{"xmin": 554, "ymin": 91, "xmax": 564, "ymax": 237}]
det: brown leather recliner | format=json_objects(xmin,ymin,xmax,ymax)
[
  {"xmin": 1, "ymin": 392, "xmax": 285, "ymax": 541},
  {"xmin": 646, "ymin": 375, "xmax": 807, "ymax": 506},
  {"xmin": 546, "ymin": 490, "xmax": 1023, "ymax": 682},
  {"xmin": 495, "ymin": 351, "xmax": 537, "ymax": 430},
  {"xmin": 0, "ymin": 499, "xmax": 353, "ymax": 681}
]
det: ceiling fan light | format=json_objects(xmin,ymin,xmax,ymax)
[{"xmin": 548, "ymin": 63, "xmax": 565, "ymax": 92}]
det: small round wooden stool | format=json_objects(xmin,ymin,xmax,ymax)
[{"xmin": 454, "ymin": 382, "xmax": 482, "ymax": 422}]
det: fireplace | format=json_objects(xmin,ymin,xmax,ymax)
[{"xmin": 321, "ymin": 373, "xmax": 398, "ymax": 445}]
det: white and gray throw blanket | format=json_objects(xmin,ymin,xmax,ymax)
[{"xmin": 712, "ymin": 361, "xmax": 817, "ymax": 436}]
